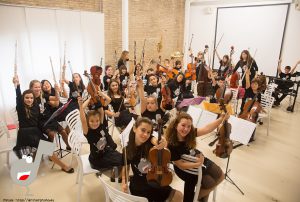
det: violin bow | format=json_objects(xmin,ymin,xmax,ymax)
[
  {"xmin": 49, "ymin": 57, "xmax": 57, "ymax": 84},
  {"xmin": 134, "ymin": 41, "xmax": 137, "ymax": 66},
  {"xmin": 14, "ymin": 40, "xmax": 18, "ymax": 77},
  {"xmin": 140, "ymin": 39, "xmax": 146, "ymax": 67}
]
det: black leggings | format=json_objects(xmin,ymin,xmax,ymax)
[{"xmin": 175, "ymin": 160, "xmax": 223, "ymax": 202}]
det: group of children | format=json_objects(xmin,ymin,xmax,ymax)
[{"xmin": 11, "ymin": 48, "xmax": 299, "ymax": 202}]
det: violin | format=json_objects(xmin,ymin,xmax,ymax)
[
  {"xmin": 156, "ymin": 56, "xmax": 178, "ymax": 79},
  {"xmin": 214, "ymin": 86, "xmax": 233, "ymax": 158},
  {"xmin": 197, "ymin": 45, "xmax": 211, "ymax": 96},
  {"xmin": 161, "ymin": 83, "xmax": 173, "ymax": 109},
  {"xmin": 127, "ymin": 80, "xmax": 137, "ymax": 107},
  {"xmin": 238, "ymin": 93, "xmax": 262, "ymax": 123},
  {"xmin": 147, "ymin": 119, "xmax": 172, "ymax": 187},
  {"xmin": 84, "ymin": 66, "xmax": 105, "ymax": 107},
  {"xmin": 185, "ymin": 34, "xmax": 196, "ymax": 80}
]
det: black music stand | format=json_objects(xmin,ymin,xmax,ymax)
[
  {"xmin": 51, "ymin": 134, "xmax": 71, "ymax": 169},
  {"xmin": 224, "ymin": 155, "xmax": 244, "ymax": 195}
]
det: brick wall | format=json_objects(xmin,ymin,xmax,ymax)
[
  {"xmin": 128, "ymin": 0, "xmax": 185, "ymax": 69},
  {"xmin": 0, "ymin": 0, "xmax": 185, "ymax": 67}
]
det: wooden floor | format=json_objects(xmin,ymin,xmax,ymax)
[{"xmin": 1, "ymin": 99, "xmax": 300, "ymax": 202}]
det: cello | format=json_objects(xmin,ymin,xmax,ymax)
[
  {"xmin": 239, "ymin": 93, "xmax": 262, "ymax": 123},
  {"xmin": 84, "ymin": 66, "xmax": 105, "ymax": 107},
  {"xmin": 214, "ymin": 86, "xmax": 233, "ymax": 158},
  {"xmin": 147, "ymin": 118, "xmax": 173, "ymax": 187}
]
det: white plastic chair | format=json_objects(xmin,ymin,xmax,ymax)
[
  {"xmin": 259, "ymin": 93, "xmax": 275, "ymax": 136},
  {"xmin": 68, "ymin": 129, "xmax": 98, "ymax": 202},
  {"xmin": 0, "ymin": 120, "xmax": 13, "ymax": 166},
  {"xmin": 98, "ymin": 175, "xmax": 148, "ymax": 202},
  {"xmin": 65, "ymin": 109, "xmax": 87, "ymax": 144},
  {"xmin": 180, "ymin": 154, "xmax": 217, "ymax": 202},
  {"xmin": 264, "ymin": 83, "xmax": 277, "ymax": 96}
]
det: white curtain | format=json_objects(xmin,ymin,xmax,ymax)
[{"xmin": 0, "ymin": 5, "xmax": 105, "ymax": 124}]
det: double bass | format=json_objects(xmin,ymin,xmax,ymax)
[
  {"xmin": 147, "ymin": 118, "xmax": 173, "ymax": 187},
  {"xmin": 228, "ymin": 46, "xmax": 240, "ymax": 88},
  {"xmin": 197, "ymin": 45, "xmax": 212, "ymax": 96},
  {"xmin": 214, "ymin": 86, "xmax": 233, "ymax": 158},
  {"xmin": 84, "ymin": 66, "xmax": 105, "ymax": 107}
]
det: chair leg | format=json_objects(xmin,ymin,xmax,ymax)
[
  {"xmin": 77, "ymin": 173, "xmax": 83, "ymax": 202},
  {"xmin": 212, "ymin": 188, "xmax": 217, "ymax": 202},
  {"xmin": 267, "ymin": 110, "xmax": 270, "ymax": 136}
]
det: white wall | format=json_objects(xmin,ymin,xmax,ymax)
[
  {"xmin": 187, "ymin": 1, "xmax": 300, "ymax": 76},
  {"xmin": 0, "ymin": 5, "xmax": 105, "ymax": 124}
]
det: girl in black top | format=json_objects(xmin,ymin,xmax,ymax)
[
  {"xmin": 215, "ymin": 49, "xmax": 231, "ymax": 77},
  {"xmin": 240, "ymin": 68, "xmax": 261, "ymax": 114},
  {"xmin": 105, "ymin": 79, "xmax": 137, "ymax": 128},
  {"xmin": 168, "ymin": 73, "xmax": 192, "ymax": 101},
  {"xmin": 62, "ymin": 66, "xmax": 86, "ymax": 100},
  {"xmin": 103, "ymin": 65, "xmax": 114, "ymax": 91},
  {"xmin": 121, "ymin": 117, "xmax": 182, "ymax": 202},
  {"xmin": 13, "ymin": 76, "xmax": 74, "ymax": 173},
  {"xmin": 136, "ymin": 76, "xmax": 166, "ymax": 126},
  {"xmin": 40, "ymin": 80, "xmax": 71, "ymax": 149},
  {"xmin": 78, "ymin": 97, "xmax": 122, "ymax": 172},
  {"xmin": 119, "ymin": 65, "xmax": 129, "ymax": 90},
  {"xmin": 233, "ymin": 50, "xmax": 258, "ymax": 88},
  {"xmin": 144, "ymin": 74, "xmax": 161, "ymax": 98},
  {"xmin": 166, "ymin": 112, "xmax": 226, "ymax": 202},
  {"xmin": 118, "ymin": 50, "xmax": 129, "ymax": 69}
]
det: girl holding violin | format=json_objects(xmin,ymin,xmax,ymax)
[
  {"xmin": 105, "ymin": 79, "xmax": 138, "ymax": 128},
  {"xmin": 166, "ymin": 112, "xmax": 227, "ymax": 202},
  {"xmin": 118, "ymin": 50, "xmax": 129, "ymax": 69},
  {"xmin": 121, "ymin": 117, "xmax": 183, "ymax": 202},
  {"xmin": 40, "ymin": 80, "xmax": 71, "ymax": 150},
  {"xmin": 168, "ymin": 73, "xmax": 192, "ymax": 102},
  {"xmin": 232, "ymin": 50, "xmax": 258, "ymax": 88}
]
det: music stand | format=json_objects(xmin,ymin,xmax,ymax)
[
  {"xmin": 223, "ymin": 116, "xmax": 256, "ymax": 195},
  {"xmin": 224, "ymin": 155, "xmax": 244, "ymax": 195}
]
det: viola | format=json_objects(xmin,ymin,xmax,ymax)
[
  {"xmin": 214, "ymin": 86, "xmax": 233, "ymax": 158},
  {"xmin": 156, "ymin": 56, "xmax": 178, "ymax": 79},
  {"xmin": 84, "ymin": 66, "xmax": 105, "ymax": 107},
  {"xmin": 147, "ymin": 119, "xmax": 172, "ymax": 187},
  {"xmin": 238, "ymin": 93, "xmax": 262, "ymax": 123}
]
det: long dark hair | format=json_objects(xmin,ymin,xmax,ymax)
[
  {"xmin": 165, "ymin": 112, "xmax": 196, "ymax": 149},
  {"xmin": 72, "ymin": 73, "xmax": 85, "ymax": 92},
  {"xmin": 22, "ymin": 89, "xmax": 35, "ymax": 119},
  {"xmin": 240, "ymin": 50, "xmax": 253, "ymax": 66},
  {"xmin": 41, "ymin": 80, "xmax": 55, "ymax": 95},
  {"xmin": 107, "ymin": 79, "xmax": 122, "ymax": 99},
  {"xmin": 126, "ymin": 117, "xmax": 154, "ymax": 160}
]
